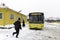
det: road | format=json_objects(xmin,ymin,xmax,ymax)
[{"xmin": 0, "ymin": 22, "xmax": 60, "ymax": 40}]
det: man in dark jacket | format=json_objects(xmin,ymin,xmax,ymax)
[{"xmin": 13, "ymin": 18, "xmax": 21, "ymax": 38}]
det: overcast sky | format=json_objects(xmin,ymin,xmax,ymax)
[{"xmin": 0, "ymin": 0, "xmax": 60, "ymax": 18}]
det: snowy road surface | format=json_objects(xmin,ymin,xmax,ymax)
[{"xmin": 0, "ymin": 22, "xmax": 60, "ymax": 40}]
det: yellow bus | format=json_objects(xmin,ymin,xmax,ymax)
[{"xmin": 29, "ymin": 12, "xmax": 44, "ymax": 30}]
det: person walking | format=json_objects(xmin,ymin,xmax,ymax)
[
  {"xmin": 22, "ymin": 20, "xmax": 25, "ymax": 27},
  {"xmin": 13, "ymin": 18, "xmax": 21, "ymax": 38}
]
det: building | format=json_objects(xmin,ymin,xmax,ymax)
[{"xmin": 0, "ymin": 3, "xmax": 27, "ymax": 28}]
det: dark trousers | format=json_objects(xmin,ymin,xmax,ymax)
[{"xmin": 13, "ymin": 29, "xmax": 19, "ymax": 37}]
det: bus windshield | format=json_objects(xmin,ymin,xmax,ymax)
[{"xmin": 29, "ymin": 15, "xmax": 44, "ymax": 23}]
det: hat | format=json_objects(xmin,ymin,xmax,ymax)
[{"xmin": 18, "ymin": 18, "xmax": 20, "ymax": 20}]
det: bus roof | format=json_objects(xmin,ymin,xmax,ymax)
[
  {"xmin": 29, "ymin": 12, "xmax": 44, "ymax": 16},
  {"xmin": 30, "ymin": 12, "xmax": 43, "ymax": 13}
]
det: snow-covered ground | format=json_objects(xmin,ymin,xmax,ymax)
[{"xmin": 0, "ymin": 22, "xmax": 60, "ymax": 40}]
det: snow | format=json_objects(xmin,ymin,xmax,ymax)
[
  {"xmin": 0, "ymin": 3, "xmax": 7, "ymax": 8},
  {"xmin": 0, "ymin": 23, "xmax": 60, "ymax": 40}
]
